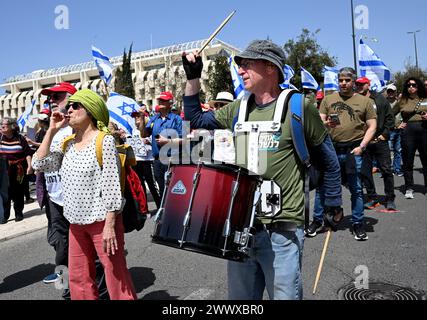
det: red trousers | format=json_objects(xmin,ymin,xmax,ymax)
[{"xmin": 68, "ymin": 215, "xmax": 137, "ymax": 300}]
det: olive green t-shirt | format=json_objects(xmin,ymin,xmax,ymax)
[
  {"xmin": 394, "ymin": 97, "xmax": 427, "ymax": 122},
  {"xmin": 214, "ymin": 95, "xmax": 327, "ymax": 226},
  {"xmin": 319, "ymin": 92, "xmax": 377, "ymax": 143}
]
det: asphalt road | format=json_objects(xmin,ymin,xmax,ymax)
[{"xmin": 1, "ymin": 162, "xmax": 426, "ymax": 301}]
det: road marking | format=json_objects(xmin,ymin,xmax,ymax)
[{"xmin": 184, "ymin": 288, "xmax": 214, "ymax": 300}]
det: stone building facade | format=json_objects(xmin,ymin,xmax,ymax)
[{"xmin": 0, "ymin": 39, "xmax": 239, "ymax": 119}]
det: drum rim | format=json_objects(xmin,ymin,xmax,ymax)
[{"xmin": 171, "ymin": 162, "xmax": 262, "ymax": 180}]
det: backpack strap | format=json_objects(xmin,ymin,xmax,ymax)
[
  {"xmin": 234, "ymin": 89, "xmax": 297, "ymax": 133},
  {"xmin": 95, "ymin": 131, "xmax": 129, "ymax": 192},
  {"xmin": 95, "ymin": 131, "xmax": 107, "ymax": 168},
  {"xmin": 61, "ymin": 134, "xmax": 76, "ymax": 154},
  {"xmin": 288, "ymin": 93, "xmax": 311, "ymax": 230},
  {"xmin": 289, "ymin": 93, "xmax": 310, "ymax": 167}
]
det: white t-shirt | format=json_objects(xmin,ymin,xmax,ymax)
[{"xmin": 44, "ymin": 126, "xmax": 73, "ymax": 206}]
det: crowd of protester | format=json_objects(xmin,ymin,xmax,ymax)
[{"xmin": 1, "ymin": 41, "xmax": 426, "ymax": 299}]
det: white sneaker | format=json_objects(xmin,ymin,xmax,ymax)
[{"xmin": 405, "ymin": 189, "xmax": 414, "ymax": 199}]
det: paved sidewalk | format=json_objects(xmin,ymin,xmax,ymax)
[
  {"xmin": 0, "ymin": 195, "xmax": 158, "ymax": 243},
  {"xmin": 0, "ymin": 202, "xmax": 47, "ymax": 243}
]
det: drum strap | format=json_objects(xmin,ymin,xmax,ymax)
[
  {"xmin": 235, "ymin": 89, "xmax": 297, "ymax": 174},
  {"xmin": 235, "ymin": 90, "xmax": 312, "ymax": 230}
]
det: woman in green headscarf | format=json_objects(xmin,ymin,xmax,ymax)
[{"xmin": 32, "ymin": 89, "xmax": 136, "ymax": 300}]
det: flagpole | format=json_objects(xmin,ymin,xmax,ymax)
[{"xmin": 350, "ymin": 0, "xmax": 358, "ymax": 75}]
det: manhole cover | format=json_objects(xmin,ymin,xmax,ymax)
[{"xmin": 338, "ymin": 282, "xmax": 426, "ymax": 300}]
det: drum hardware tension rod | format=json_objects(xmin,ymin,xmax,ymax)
[
  {"xmin": 154, "ymin": 159, "xmax": 173, "ymax": 224},
  {"xmin": 179, "ymin": 161, "xmax": 202, "ymax": 247},
  {"xmin": 222, "ymin": 169, "xmax": 241, "ymax": 256},
  {"xmin": 237, "ymin": 189, "xmax": 262, "ymax": 255}
]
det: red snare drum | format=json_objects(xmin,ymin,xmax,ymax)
[{"xmin": 152, "ymin": 163, "xmax": 260, "ymax": 261}]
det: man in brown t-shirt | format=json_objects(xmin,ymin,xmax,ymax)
[{"xmin": 307, "ymin": 67, "xmax": 377, "ymax": 241}]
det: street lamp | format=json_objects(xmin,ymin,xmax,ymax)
[{"xmin": 407, "ymin": 30, "xmax": 421, "ymax": 70}]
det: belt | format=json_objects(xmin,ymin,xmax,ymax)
[{"xmin": 253, "ymin": 221, "xmax": 297, "ymax": 233}]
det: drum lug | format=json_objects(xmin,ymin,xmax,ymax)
[{"xmin": 234, "ymin": 227, "xmax": 254, "ymax": 254}]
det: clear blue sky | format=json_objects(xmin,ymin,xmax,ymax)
[{"xmin": 1, "ymin": 0, "xmax": 426, "ymax": 93}]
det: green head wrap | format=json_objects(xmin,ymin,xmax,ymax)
[{"xmin": 68, "ymin": 89, "xmax": 110, "ymax": 133}]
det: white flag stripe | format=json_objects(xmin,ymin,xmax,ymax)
[
  {"xmin": 92, "ymin": 46, "xmax": 115, "ymax": 85},
  {"xmin": 17, "ymin": 99, "xmax": 36, "ymax": 131},
  {"xmin": 280, "ymin": 64, "xmax": 297, "ymax": 90},
  {"xmin": 358, "ymin": 39, "xmax": 391, "ymax": 92},
  {"xmin": 323, "ymin": 66, "xmax": 339, "ymax": 92},
  {"xmin": 301, "ymin": 67, "xmax": 320, "ymax": 91},
  {"xmin": 106, "ymin": 92, "xmax": 139, "ymax": 136},
  {"xmin": 228, "ymin": 56, "xmax": 245, "ymax": 99}
]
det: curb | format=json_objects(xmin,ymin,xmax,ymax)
[{"xmin": 0, "ymin": 225, "xmax": 47, "ymax": 243}]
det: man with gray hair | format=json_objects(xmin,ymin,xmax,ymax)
[
  {"xmin": 308, "ymin": 67, "xmax": 377, "ymax": 241},
  {"xmin": 182, "ymin": 40, "xmax": 342, "ymax": 300}
]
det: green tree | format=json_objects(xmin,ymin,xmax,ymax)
[
  {"xmin": 283, "ymin": 29, "xmax": 338, "ymax": 89},
  {"xmin": 114, "ymin": 44, "xmax": 135, "ymax": 99},
  {"xmin": 393, "ymin": 60, "xmax": 427, "ymax": 92},
  {"xmin": 207, "ymin": 55, "xmax": 234, "ymax": 100}
]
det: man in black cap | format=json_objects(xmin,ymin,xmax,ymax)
[{"xmin": 182, "ymin": 40, "xmax": 342, "ymax": 300}]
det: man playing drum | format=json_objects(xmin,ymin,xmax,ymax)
[{"xmin": 182, "ymin": 40, "xmax": 342, "ymax": 300}]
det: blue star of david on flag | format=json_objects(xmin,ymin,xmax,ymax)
[
  {"xmin": 118, "ymin": 101, "xmax": 138, "ymax": 116},
  {"xmin": 107, "ymin": 92, "xmax": 139, "ymax": 135}
]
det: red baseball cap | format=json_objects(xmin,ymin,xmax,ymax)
[
  {"xmin": 157, "ymin": 91, "xmax": 174, "ymax": 102},
  {"xmin": 316, "ymin": 91, "xmax": 324, "ymax": 100},
  {"xmin": 40, "ymin": 108, "xmax": 51, "ymax": 115},
  {"xmin": 355, "ymin": 77, "xmax": 371, "ymax": 85},
  {"xmin": 41, "ymin": 82, "xmax": 77, "ymax": 96}
]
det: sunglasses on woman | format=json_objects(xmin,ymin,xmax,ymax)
[
  {"xmin": 65, "ymin": 102, "xmax": 83, "ymax": 111},
  {"xmin": 407, "ymin": 83, "xmax": 418, "ymax": 88}
]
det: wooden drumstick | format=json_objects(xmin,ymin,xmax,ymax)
[
  {"xmin": 198, "ymin": 10, "xmax": 236, "ymax": 54},
  {"xmin": 312, "ymin": 229, "xmax": 331, "ymax": 295}
]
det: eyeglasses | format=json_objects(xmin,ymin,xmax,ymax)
[
  {"xmin": 238, "ymin": 60, "xmax": 256, "ymax": 70},
  {"xmin": 65, "ymin": 102, "xmax": 82, "ymax": 111},
  {"xmin": 408, "ymin": 83, "xmax": 418, "ymax": 88}
]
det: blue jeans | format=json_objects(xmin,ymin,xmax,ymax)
[
  {"xmin": 227, "ymin": 227, "xmax": 305, "ymax": 300},
  {"xmin": 314, "ymin": 154, "xmax": 364, "ymax": 225},
  {"xmin": 389, "ymin": 130, "xmax": 402, "ymax": 174}
]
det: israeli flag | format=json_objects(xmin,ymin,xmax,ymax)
[
  {"xmin": 17, "ymin": 99, "xmax": 36, "ymax": 131},
  {"xmin": 301, "ymin": 67, "xmax": 320, "ymax": 91},
  {"xmin": 92, "ymin": 46, "xmax": 115, "ymax": 85},
  {"xmin": 228, "ymin": 56, "xmax": 245, "ymax": 99},
  {"xmin": 280, "ymin": 64, "xmax": 297, "ymax": 90},
  {"xmin": 358, "ymin": 39, "xmax": 391, "ymax": 92},
  {"xmin": 107, "ymin": 92, "xmax": 139, "ymax": 136},
  {"xmin": 323, "ymin": 66, "xmax": 339, "ymax": 92}
]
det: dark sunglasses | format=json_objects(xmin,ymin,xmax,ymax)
[
  {"xmin": 408, "ymin": 83, "xmax": 418, "ymax": 88},
  {"xmin": 49, "ymin": 93, "xmax": 65, "ymax": 101},
  {"xmin": 65, "ymin": 102, "xmax": 82, "ymax": 111}
]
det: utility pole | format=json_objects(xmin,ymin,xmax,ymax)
[
  {"xmin": 351, "ymin": 0, "xmax": 358, "ymax": 74},
  {"xmin": 407, "ymin": 30, "xmax": 421, "ymax": 70}
]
